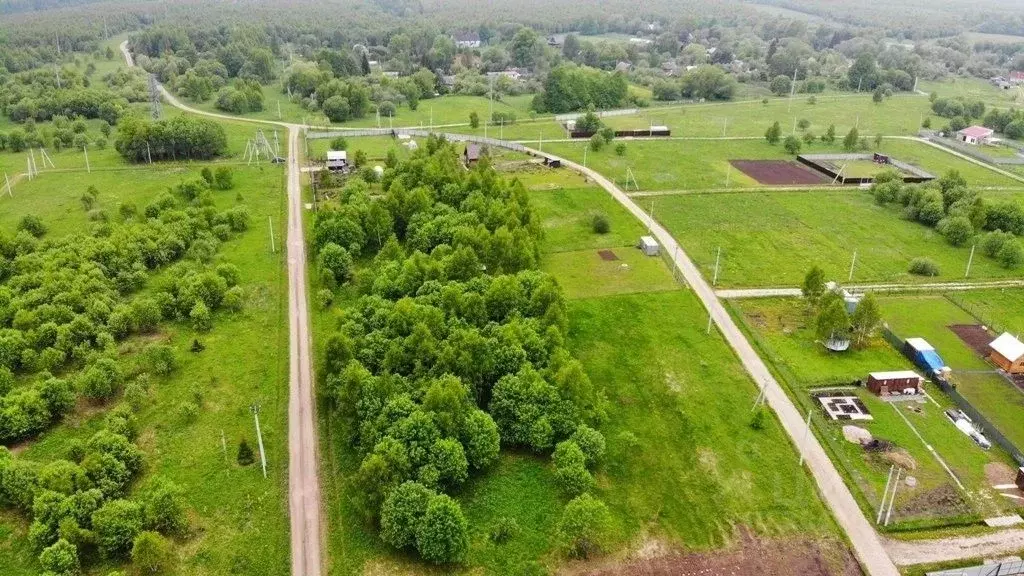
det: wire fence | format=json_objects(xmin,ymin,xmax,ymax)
[
  {"xmin": 927, "ymin": 559, "xmax": 1024, "ymax": 576},
  {"xmin": 304, "ymin": 129, "xmax": 531, "ymax": 154}
]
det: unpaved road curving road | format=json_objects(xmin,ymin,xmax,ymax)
[
  {"xmin": 717, "ymin": 279, "xmax": 1024, "ymax": 299},
  {"xmin": 121, "ymin": 42, "xmax": 322, "ymax": 576}
]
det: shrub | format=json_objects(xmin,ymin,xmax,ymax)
[
  {"xmin": 17, "ymin": 214, "xmax": 47, "ymax": 238},
  {"xmin": 998, "ymin": 240, "xmax": 1023, "ymax": 269},
  {"xmin": 557, "ymin": 494, "xmax": 612, "ymax": 559},
  {"xmin": 489, "ymin": 516, "xmax": 520, "ymax": 544},
  {"xmin": 92, "ymin": 499, "xmax": 143, "ymax": 558},
  {"xmin": 591, "ymin": 212, "xmax": 610, "ymax": 234},
  {"xmin": 783, "ymin": 135, "xmax": 801, "ymax": 155},
  {"xmin": 589, "ymin": 134, "xmax": 604, "ymax": 152},
  {"xmin": 614, "ymin": 142, "xmax": 626, "ymax": 156},
  {"xmin": 570, "ymin": 425, "xmax": 606, "ymax": 466},
  {"xmin": 553, "ymin": 441, "xmax": 594, "ymax": 496},
  {"xmin": 750, "ymin": 407, "xmax": 767, "ymax": 430},
  {"xmin": 937, "ymin": 216, "xmax": 974, "ymax": 247},
  {"xmin": 797, "ymin": 118, "xmax": 810, "ymax": 130},
  {"xmin": 39, "ymin": 538, "xmax": 79, "ymax": 575},
  {"xmin": 131, "ymin": 531, "xmax": 173, "ymax": 574},
  {"xmin": 415, "ymin": 494, "xmax": 469, "ymax": 564},
  {"xmin": 908, "ymin": 258, "xmax": 940, "ymax": 276},
  {"xmin": 380, "ymin": 481, "xmax": 432, "ymax": 550}
]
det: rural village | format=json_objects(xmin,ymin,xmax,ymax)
[{"xmin": 3, "ymin": 1, "xmax": 1024, "ymax": 576}]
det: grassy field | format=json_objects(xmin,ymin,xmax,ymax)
[
  {"xmin": 0, "ymin": 162, "xmax": 291, "ymax": 575},
  {"xmin": 542, "ymin": 248, "xmax": 679, "ymax": 299},
  {"xmin": 535, "ymin": 138, "xmax": 1022, "ymax": 192},
  {"xmin": 919, "ymin": 77, "xmax": 1024, "ymax": 110},
  {"xmin": 654, "ymin": 189, "xmax": 1020, "ymax": 288},
  {"xmin": 729, "ymin": 297, "xmax": 1019, "ymax": 526},
  {"xmin": 948, "ymin": 289, "xmax": 1024, "ymax": 336},
  {"xmin": 528, "ymin": 186, "xmax": 647, "ymax": 252},
  {"xmin": 568, "ymin": 290, "xmax": 846, "ymax": 548},
  {"xmin": 600, "ymin": 93, "xmax": 932, "ymax": 139},
  {"xmin": 879, "ymin": 295, "xmax": 1024, "ymax": 451}
]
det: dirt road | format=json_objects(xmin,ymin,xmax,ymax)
[
  {"xmin": 885, "ymin": 529, "xmax": 1024, "ymax": 566},
  {"xmin": 121, "ymin": 41, "xmax": 322, "ymax": 576}
]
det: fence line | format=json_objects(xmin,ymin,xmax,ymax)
[
  {"xmin": 305, "ymin": 128, "xmax": 530, "ymax": 153},
  {"xmin": 926, "ymin": 135, "xmax": 1024, "ymax": 166},
  {"xmin": 927, "ymin": 559, "xmax": 1024, "ymax": 576}
]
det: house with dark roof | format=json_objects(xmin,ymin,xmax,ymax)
[{"xmin": 463, "ymin": 143, "xmax": 482, "ymax": 166}]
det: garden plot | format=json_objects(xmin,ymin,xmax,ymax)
[{"xmin": 729, "ymin": 159, "xmax": 826, "ymax": 185}]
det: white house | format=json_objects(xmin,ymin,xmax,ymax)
[
  {"xmin": 958, "ymin": 125, "xmax": 994, "ymax": 145},
  {"xmin": 326, "ymin": 150, "xmax": 348, "ymax": 172},
  {"xmin": 453, "ymin": 32, "xmax": 481, "ymax": 49}
]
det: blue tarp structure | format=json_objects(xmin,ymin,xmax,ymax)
[{"xmin": 902, "ymin": 337, "xmax": 948, "ymax": 376}]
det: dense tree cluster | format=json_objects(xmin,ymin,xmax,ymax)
[
  {"xmin": 801, "ymin": 266, "xmax": 882, "ymax": 348},
  {"xmin": 533, "ymin": 64, "xmax": 630, "ymax": 113},
  {"xmin": 318, "ymin": 140, "xmax": 607, "ymax": 563},
  {"xmin": 870, "ymin": 170, "xmax": 1023, "ymax": 268},
  {"xmin": 0, "ymin": 177, "xmax": 248, "ymax": 443},
  {"xmin": 215, "ymin": 78, "xmax": 265, "ymax": 114},
  {"xmin": 114, "ymin": 114, "xmax": 227, "ymax": 162},
  {"xmin": 0, "ymin": 413, "xmax": 187, "ymax": 573}
]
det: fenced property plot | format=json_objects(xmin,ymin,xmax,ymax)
[
  {"xmin": 729, "ymin": 159, "xmax": 827, "ymax": 185},
  {"xmin": 798, "ymin": 153, "xmax": 935, "ymax": 184}
]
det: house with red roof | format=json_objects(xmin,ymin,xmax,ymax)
[{"xmin": 957, "ymin": 125, "xmax": 994, "ymax": 145}]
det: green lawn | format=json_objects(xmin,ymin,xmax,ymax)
[
  {"xmin": 730, "ymin": 297, "xmax": 1018, "ymax": 526},
  {"xmin": 948, "ymin": 289, "xmax": 1024, "ymax": 336},
  {"xmin": 568, "ymin": 290, "xmax": 845, "ymax": 547},
  {"xmin": 542, "ymin": 248, "xmax": 679, "ymax": 299},
  {"xmin": 0, "ymin": 163, "xmax": 291, "ymax": 575},
  {"xmin": 656, "ymin": 190, "xmax": 1020, "ymax": 288},
  {"xmin": 879, "ymin": 295, "xmax": 1024, "ymax": 451},
  {"xmin": 529, "ymin": 186, "xmax": 647, "ymax": 252},
  {"xmin": 919, "ymin": 77, "xmax": 1024, "ymax": 110}
]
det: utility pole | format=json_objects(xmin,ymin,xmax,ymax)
[
  {"xmin": 788, "ymin": 68, "xmax": 798, "ymax": 112},
  {"xmin": 221, "ymin": 429, "xmax": 228, "ymax": 465},
  {"xmin": 277, "ymin": 100, "xmax": 282, "ymax": 120},
  {"xmin": 848, "ymin": 250, "xmax": 858, "ymax": 281},
  {"xmin": 583, "ymin": 144, "xmax": 587, "ymax": 168},
  {"xmin": 251, "ymin": 404, "xmax": 267, "ymax": 479},
  {"xmin": 146, "ymin": 141, "xmax": 152, "ymax": 164},
  {"xmin": 798, "ymin": 410, "xmax": 812, "ymax": 466},
  {"xmin": 83, "ymin": 147, "xmax": 90, "ymax": 173},
  {"xmin": 538, "ymin": 131, "xmax": 543, "ymax": 153},
  {"xmin": 3, "ymin": 172, "xmax": 11, "ymax": 197},
  {"xmin": 268, "ymin": 216, "xmax": 276, "ymax": 253},
  {"xmin": 885, "ymin": 468, "xmax": 902, "ymax": 525},
  {"xmin": 877, "ymin": 465, "xmax": 895, "ymax": 524},
  {"xmin": 706, "ymin": 311, "xmax": 714, "ymax": 335},
  {"xmin": 965, "ymin": 244, "xmax": 976, "ymax": 278},
  {"xmin": 713, "ymin": 246, "xmax": 722, "ymax": 286},
  {"xmin": 30, "ymin": 149, "xmax": 37, "ymax": 176},
  {"xmin": 725, "ymin": 164, "xmax": 731, "ymax": 188}
]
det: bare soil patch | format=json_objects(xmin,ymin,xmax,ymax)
[
  {"xmin": 898, "ymin": 484, "xmax": 972, "ymax": 518},
  {"xmin": 563, "ymin": 529, "xmax": 863, "ymax": 576},
  {"xmin": 949, "ymin": 324, "xmax": 995, "ymax": 357},
  {"xmin": 986, "ymin": 462, "xmax": 1016, "ymax": 486},
  {"xmin": 729, "ymin": 159, "xmax": 827, "ymax": 185},
  {"xmin": 598, "ymin": 249, "xmax": 619, "ymax": 261}
]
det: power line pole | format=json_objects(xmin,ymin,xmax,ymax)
[
  {"xmin": 221, "ymin": 429, "xmax": 228, "ymax": 465},
  {"xmin": 877, "ymin": 465, "xmax": 895, "ymax": 524},
  {"xmin": 251, "ymin": 404, "xmax": 267, "ymax": 479},
  {"xmin": 146, "ymin": 141, "xmax": 152, "ymax": 164},
  {"xmin": 848, "ymin": 250, "xmax": 858, "ymax": 281},
  {"xmin": 798, "ymin": 409, "xmax": 812, "ymax": 466},
  {"xmin": 713, "ymin": 246, "xmax": 722, "ymax": 286},
  {"xmin": 83, "ymin": 147, "xmax": 90, "ymax": 173},
  {"xmin": 4, "ymin": 172, "xmax": 11, "ymax": 197},
  {"xmin": 965, "ymin": 244, "xmax": 976, "ymax": 278},
  {"xmin": 269, "ymin": 216, "xmax": 276, "ymax": 253},
  {"xmin": 885, "ymin": 468, "xmax": 902, "ymax": 525}
]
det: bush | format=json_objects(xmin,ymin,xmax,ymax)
[
  {"xmin": 570, "ymin": 425, "xmax": 606, "ymax": 466},
  {"xmin": 589, "ymin": 134, "xmax": 604, "ymax": 152},
  {"xmin": 489, "ymin": 516, "xmax": 520, "ymax": 544},
  {"xmin": 937, "ymin": 216, "xmax": 974, "ymax": 247},
  {"xmin": 591, "ymin": 213, "xmax": 610, "ymax": 234},
  {"xmin": 557, "ymin": 494, "xmax": 612, "ymax": 559},
  {"xmin": 415, "ymin": 494, "xmax": 469, "ymax": 564},
  {"xmin": 998, "ymin": 240, "xmax": 1023, "ymax": 269},
  {"xmin": 614, "ymin": 142, "xmax": 626, "ymax": 156},
  {"xmin": 39, "ymin": 538, "xmax": 79, "ymax": 575},
  {"xmin": 132, "ymin": 531, "xmax": 173, "ymax": 574},
  {"xmin": 797, "ymin": 118, "xmax": 811, "ymax": 130},
  {"xmin": 92, "ymin": 499, "xmax": 143, "ymax": 558},
  {"xmin": 214, "ymin": 167, "xmax": 234, "ymax": 190},
  {"xmin": 908, "ymin": 258, "xmax": 940, "ymax": 276},
  {"xmin": 750, "ymin": 407, "xmax": 767, "ymax": 430},
  {"xmin": 17, "ymin": 214, "xmax": 47, "ymax": 238},
  {"xmin": 783, "ymin": 135, "xmax": 801, "ymax": 155},
  {"xmin": 553, "ymin": 441, "xmax": 594, "ymax": 496},
  {"xmin": 380, "ymin": 481, "xmax": 432, "ymax": 550}
]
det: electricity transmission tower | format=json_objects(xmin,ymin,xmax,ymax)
[{"xmin": 148, "ymin": 74, "xmax": 162, "ymax": 120}]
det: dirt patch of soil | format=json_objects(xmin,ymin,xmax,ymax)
[
  {"xmin": 880, "ymin": 448, "xmax": 918, "ymax": 471},
  {"xmin": 730, "ymin": 159, "xmax": 828, "ymax": 185},
  {"xmin": 898, "ymin": 484, "xmax": 972, "ymax": 519},
  {"xmin": 598, "ymin": 249, "xmax": 619, "ymax": 261},
  {"xmin": 562, "ymin": 529, "xmax": 863, "ymax": 576},
  {"xmin": 949, "ymin": 324, "xmax": 995, "ymax": 357},
  {"xmin": 986, "ymin": 462, "xmax": 1017, "ymax": 486}
]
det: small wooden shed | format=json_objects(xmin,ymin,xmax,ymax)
[
  {"xmin": 989, "ymin": 333, "xmax": 1024, "ymax": 374},
  {"xmin": 866, "ymin": 370, "xmax": 924, "ymax": 396},
  {"xmin": 463, "ymin": 143, "xmax": 481, "ymax": 166}
]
